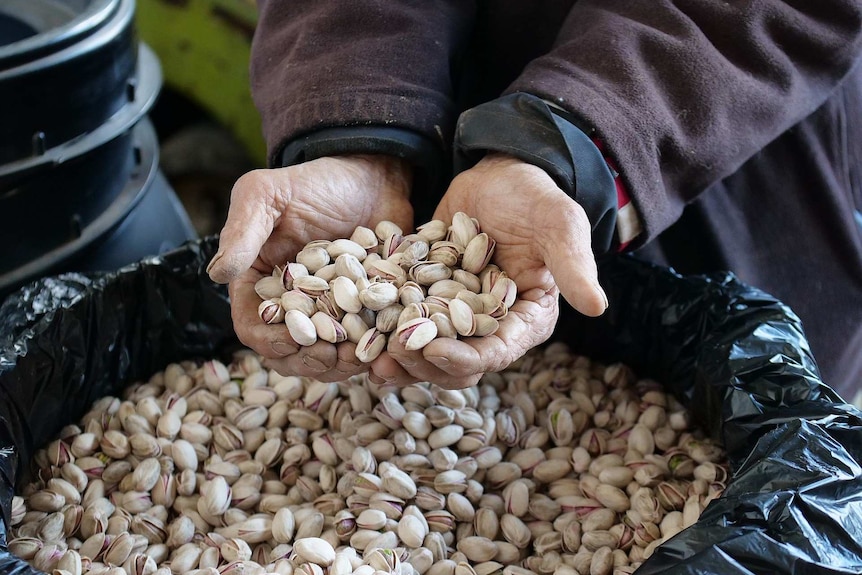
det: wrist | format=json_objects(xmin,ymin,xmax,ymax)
[{"xmin": 345, "ymin": 154, "xmax": 413, "ymax": 201}]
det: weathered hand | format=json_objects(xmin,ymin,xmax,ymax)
[
  {"xmin": 374, "ymin": 153, "xmax": 608, "ymax": 389},
  {"xmin": 207, "ymin": 155, "xmax": 413, "ymax": 381}
]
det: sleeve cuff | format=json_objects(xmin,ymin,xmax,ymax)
[
  {"xmin": 453, "ymin": 93, "xmax": 632, "ymax": 255},
  {"xmin": 591, "ymin": 137, "xmax": 643, "ymax": 251}
]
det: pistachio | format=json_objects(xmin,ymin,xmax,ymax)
[
  {"xmin": 416, "ymin": 220, "xmax": 448, "ymax": 243},
  {"xmin": 293, "ymin": 537, "xmax": 336, "ymax": 566},
  {"xmin": 255, "ymin": 276, "xmax": 286, "ymax": 300},
  {"xmin": 281, "ymin": 290, "xmax": 318, "ymax": 317},
  {"xmin": 396, "ymin": 317, "xmax": 438, "ymax": 351},
  {"xmin": 461, "ymin": 234, "xmax": 496, "ymax": 275},
  {"xmin": 310, "ymin": 312, "xmax": 348, "ymax": 344},
  {"xmin": 294, "ymin": 276, "xmax": 331, "ymax": 298},
  {"xmin": 296, "ymin": 247, "xmax": 331, "ymax": 274},
  {"xmin": 349, "ymin": 226, "xmax": 378, "ymax": 251},
  {"xmin": 410, "ymin": 262, "xmax": 453, "ymax": 286},
  {"xmin": 285, "ymin": 310, "xmax": 318, "ymax": 347},
  {"xmin": 258, "ymin": 299, "xmax": 286, "ymax": 324},
  {"xmin": 449, "ymin": 212, "xmax": 480, "ymax": 248},
  {"xmin": 14, "ymin": 322, "xmax": 727, "ymax": 575},
  {"xmin": 355, "ymin": 328, "xmax": 387, "ymax": 363},
  {"xmin": 360, "ymin": 282, "xmax": 400, "ymax": 311}
]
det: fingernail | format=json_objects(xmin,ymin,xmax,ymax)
[
  {"xmin": 394, "ymin": 356, "xmax": 416, "ymax": 367},
  {"xmin": 595, "ymin": 281, "xmax": 609, "ymax": 310},
  {"xmin": 428, "ymin": 356, "xmax": 450, "ymax": 368},
  {"xmin": 271, "ymin": 341, "xmax": 296, "ymax": 357},
  {"xmin": 301, "ymin": 356, "xmax": 327, "ymax": 371},
  {"xmin": 206, "ymin": 251, "xmax": 224, "ymax": 275}
]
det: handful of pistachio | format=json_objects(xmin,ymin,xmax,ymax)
[{"xmin": 254, "ymin": 213, "xmax": 518, "ymax": 362}]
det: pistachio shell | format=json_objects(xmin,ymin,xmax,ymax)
[
  {"xmin": 281, "ymin": 290, "xmax": 318, "ymax": 317},
  {"xmin": 359, "ymin": 282, "xmax": 400, "ymax": 311},
  {"xmin": 430, "ymin": 313, "xmax": 458, "ymax": 339},
  {"xmin": 449, "ymin": 212, "xmax": 480, "ymax": 248},
  {"xmin": 448, "ymin": 299, "xmax": 476, "ymax": 337},
  {"xmin": 416, "ymin": 220, "xmax": 448, "ymax": 243},
  {"xmin": 342, "ymin": 313, "xmax": 371, "ymax": 344},
  {"xmin": 375, "ymin": 221, "xmax": 403, "ymax": 242},
  {"xmin": 410, "ymin": 262, "xmax": 452, "ymax": 286},
  {"xmin": 294, "ymin": 276, "xmax": 330, "ymax": 298},
  {"xmin": 396, "ymin": 318, "xmax": 439, "ymax": 351},
  {"xmin": 355, "ymin": 328, "xmax": 386, "ymax": 363},
  {"xmin": 255, "ymin": 276, "xmax": 286, "ymax": 300},
  {"xmin": 296, "ymin": 247, "xmax": 331, "ymax": 274},
  {"xmin": 461, "ymin": 233, "xmax": 495, "ymax": 275},
  {"xmin": 310, "ymin": 312, "xmax": 348, "ymax": 344},
  {"xmin": 350, "ymin": 226, "xmax": 379, "ymax": 250},
  {"xmin": 327, "ymin": 239, "xmax": 368, "ymax": 261},
  {"xmin": 285, "ymin": 310, "xmax": 318, "ymax": 347}
]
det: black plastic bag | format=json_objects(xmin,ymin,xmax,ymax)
[{"xmin": 1, "ymin": 237, "xmax": 861, "ymax": 574}]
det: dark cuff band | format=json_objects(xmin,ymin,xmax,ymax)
[
  {"xmin": 453, "ymin": 93, "xmax": 618, "ymax": 254},
  {"xmin": 278, "ymin": 126, "xmax": 449, "ymax": 223}
]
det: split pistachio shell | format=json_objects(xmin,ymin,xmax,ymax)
[
  {"xmin": 280, "ymin": 262, "xmax": 310, "ymax": 290},
  {"xmin": 310, "ymin": 312, "xmax": 348, "ymax": 344},
  {"xmin": 396, "ymin": 318, "xmax": 438, "ymax": 351},
  {"xmin": 281, "ymin": 291, "xmax": 318, "ymax": 317},
  {"xmin": 294, "ymin": 276, "xmax": 330, "ymax": 298},
  {"xmin": 355, "ymin": 328, "xmax": 386, "ymax": 363}
]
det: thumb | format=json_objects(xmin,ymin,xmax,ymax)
[
  {"xmin": 207, "ymin": 172, "xmax": 281, "ymax": 284},
  {"xmin": 540, "ymin": 203, "xmax": 608, "ymax": 317}
]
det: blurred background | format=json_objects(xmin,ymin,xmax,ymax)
[
  {"xmin": 0, "ymin": 0, "xmax": 262, "ymax": 299},
  {"xmin": 139, "ymin": 0, "xmax": 260, "ymax": 237}
]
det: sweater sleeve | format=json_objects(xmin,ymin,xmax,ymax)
[
  {"xmin": 250, "ymin": 0, "xmax": 475, "ymax": 167},
  {"xmin": 506, "ymin": 1, "xmax": 862, "ymax": 243}
]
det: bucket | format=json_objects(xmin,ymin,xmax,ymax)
[
  {"xmin": 0, "ymin": 117, "xmax": 197, "ymax": 298},
  {"xmin": 0, "ymin": 0, "xmax": 198, "ymax": 300}
]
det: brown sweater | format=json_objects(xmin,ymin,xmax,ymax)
[{"xmin": 250, "ymin": 0, "xmax": 862, "ymax": 399}]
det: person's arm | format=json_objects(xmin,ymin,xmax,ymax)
[
  {"xmin": 251, "ymin": 1, "xmax": 475, "ymax": 181},
  {"xmin": 500, "ymin": 1, "xmax": 862, "ymax": 243},
  {"xmin": 209, "ymin": 1, "xmax": 476, "ymax": 381}
]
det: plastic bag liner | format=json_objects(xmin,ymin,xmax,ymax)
[{"xmin": 0, "ymin": 236, "xmax": 860, "ymax": 574}]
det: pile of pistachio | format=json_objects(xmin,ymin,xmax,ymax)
[
  {"xmin": 8, "ymin": 343, "xmax": 727, "ymax": 575},
  {"xmin": 253, "ymin": 213, "xmax": 517, "ymax": 362}
]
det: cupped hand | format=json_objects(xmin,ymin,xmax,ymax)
[
  {"xmin": 371, "ymin": 153, "xmax": 608, "ymax": 389},
  {"xmin": 207, "ymin": 154, "xmax": 413, "ymax": 381}
]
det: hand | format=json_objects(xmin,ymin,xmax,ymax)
[
  {"xmin": 373, "ymin": 153, "xmax": 608, "ymax": 389},
  {"xmin": 207, "ymin": 154, "xmax": 413, "ymax": 381}
]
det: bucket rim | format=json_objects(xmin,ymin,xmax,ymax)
[
  {"xmin": 0, "ymin": 0, "xmax": 121, "ymax": 69},
  {"xmin": 0, "ymin": 117, "xmax": 160, "ymax": 293}
]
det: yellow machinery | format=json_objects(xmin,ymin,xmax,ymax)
[{"xmin": 136, "ymin": 0, "xmax": 266, "ymax": 165}]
